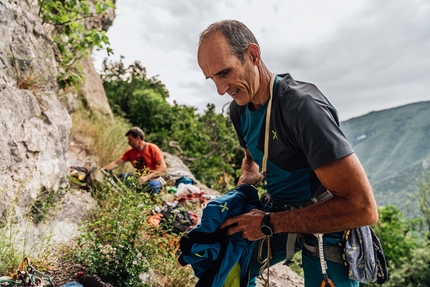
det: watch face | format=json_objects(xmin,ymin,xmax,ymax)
[{"xmin": 260, "ymin": 224, "xmax": 273, "ymax": 237}]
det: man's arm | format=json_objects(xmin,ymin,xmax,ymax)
[
  {"xmin": 237, "ymin": 148, "xmax": 264, "ymax": 186},
  {"xmin": 137, "ymin": 158, "xmax": 167, "ymax": 183},
  {"xmin": 221, "ymin": 153, "xmax": 378, "ymax": 240},
  {"xmin": 102, "ymin": 158, "xmax": 125, "ymax": 170}
]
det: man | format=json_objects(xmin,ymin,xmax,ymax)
[
  {"xmin": 103, "ymin": 127, "xmax": 166, "ymax": 190},
  {"xmin": 197, "ymin": 20, "xmax": 378, "ymax": 286}
]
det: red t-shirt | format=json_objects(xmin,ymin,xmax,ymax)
[{"xmin": 121, "ymin": 142, "xmax": 164, "ymax": 172}]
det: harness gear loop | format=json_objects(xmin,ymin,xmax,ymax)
[
  {"xmin": 258, "ymin": 237, "xmax": 272, "ymax": 287},
  {"xmin": 316, "ymin": 233, "xmax": 336, "ymax": 287}
]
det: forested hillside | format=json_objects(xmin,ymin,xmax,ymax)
[{"xmin": 341, "ymin": 101, "xmax": 430, "ymax": 215}]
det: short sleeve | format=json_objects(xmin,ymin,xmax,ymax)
[{"xmin": 288, "ymin": 93, "xmax": 353, "ymax": 169}]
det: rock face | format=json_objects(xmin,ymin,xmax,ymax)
[
  {"xmin": 78, "ymin": 54, "xmax": 113, "ymax": 118},
  {"xmin": 0, "ymin": 0, "xmax": 71, "ymax": 219},
  {"xmin": 0, "ymin": 0, "xmax": 116, "ymax": 219}
]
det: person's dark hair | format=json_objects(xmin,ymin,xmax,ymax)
[
  {"xmin": 125, "ymin": 127, "xmax": 144, "ymax": 140},
  {"xmin": 199, "ymin": 20, "xmax": 259, "ymax": 64}
]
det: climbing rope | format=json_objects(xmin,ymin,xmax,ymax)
[{"xmin": 0, "ymin": 257, "xmax": 54, "ymax": 287}]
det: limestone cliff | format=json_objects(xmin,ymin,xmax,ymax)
[{"xmin": 0, "ymin": 0, "xmax": 114, "ymax": 222}]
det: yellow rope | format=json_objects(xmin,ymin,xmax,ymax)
[{"xmin": 260, "ymin": 73, "xmax": 277, "ymax": 177}]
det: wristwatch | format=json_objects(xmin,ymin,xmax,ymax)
[{"xmin": 260, "ymin": 212, "xmax": 274, "ymax": 237}]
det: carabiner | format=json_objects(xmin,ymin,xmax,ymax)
[{"xmin": 320, "ymin": 278, "xmax": 335, "ymax": 287}]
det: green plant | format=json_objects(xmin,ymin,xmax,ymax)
[
  {"xmin": 75, "ymin": 177, "xmax": 195, "ymax": 286},
  {"xmin": 10, "ymin": 53, "xmax": 55, "ymax": 91},
  {"xmin": 0, "ymin": 187, "xmax": 59, "ymax": 276},
  {"xmin": 75, "ymin": 173, "xmax": 198, "ymax": 286},
  {"xmin": 38, "ymin": 0, "xmax": 115, "ymax": 89},
  {"xmin": 417, "ymin": 170, "xmax": 430, "ymax": 233},
  {"xmin": 0, "ymin": 195, "xmax": 22, "ymax": 275},
  {"xmin": 30, "ymin": 189, "xmax": 61, "ymax": 224},
  {"xmin": 69, "ymin": 104, "xmax": 134, "ymax": 174}
]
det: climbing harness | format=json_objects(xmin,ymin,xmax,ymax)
[
  {"xmin": 259, "ymin": 73, "xmax": 336, "ymax": 286},
  {"xmin": 0, "ymin": 257, "xmax": 54, "ymax": 287}
]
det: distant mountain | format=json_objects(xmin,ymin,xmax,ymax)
[{"xmin": 340, "ymin": 101, "xmax": 430, "ymax": 216}]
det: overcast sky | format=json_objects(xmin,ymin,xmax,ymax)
[{"xmin": 93, "ymin": 0, "xmax": 430, "ymax": 121}]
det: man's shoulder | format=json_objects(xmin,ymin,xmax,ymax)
[
  {"xmin": 229, "ymin": 100, "xmax": 247, "ymax": 119},
  {"xmin": 276, "ymin": 73, "xmax": 325, "ymax": 107},
  {"xmin": 146, "ymin": 142, "xmax": 160, "ymax": 148},
  {"xmin": 146, "ymin": 142, "xmax": 163, "ymax": 152}
]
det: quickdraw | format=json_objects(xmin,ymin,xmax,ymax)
[
  {"xmin": 258, "ymin": 237, "xmax": 272, "ymax": 287},
  {"xmin": 0, "ymin": 257, "xmax": 54, "ymax": 287},
  {"xmin": 316, "ymin": 234, "xmax": 335, "ymax": 287}
]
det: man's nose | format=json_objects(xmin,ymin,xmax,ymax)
[{"xmin": 214, "ymin": 80, "xmax": 228, "ymax": 96}]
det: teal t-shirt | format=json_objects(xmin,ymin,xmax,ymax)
[{"xmin": 229, "ymin": 73, "xmax": 354, "ymax": 204}]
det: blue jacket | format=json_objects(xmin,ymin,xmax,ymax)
[{"xmin": 179, "ymin": 184, "xmax": 262, "ymax": 287}]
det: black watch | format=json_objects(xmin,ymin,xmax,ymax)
[{"xmin": 260, "ymin": 212, "xmax": 274, "ymax": 237}]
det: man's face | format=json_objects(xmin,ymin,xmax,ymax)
[
  {"xmin": 127, "ymin": 134, "xmax": 140, "ymax": 149},
  {"xmin": 198, "ymin": 32, "xmax": 260, "ymax": 106}
]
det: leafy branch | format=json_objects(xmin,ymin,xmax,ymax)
[{"xmin": 37, "ymin": 0, "xmax": 115, "ymax": 89}]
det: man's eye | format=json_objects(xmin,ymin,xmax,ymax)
[{"xmin": 220, "ymin": 70, "xmax": 230, "ymax": 78}]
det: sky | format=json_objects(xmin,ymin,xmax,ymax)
[{"xmin": 93, "ymin": 0, "xmax": 430, "ymax": 121}]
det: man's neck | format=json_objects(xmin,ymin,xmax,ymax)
[
  {"xmin": 137, "ymin": 141, "xmax": 146, "ymax": 151},
  {"xmin": 249, "ymin": 68, "xmax": 273, "ymax": 111}
]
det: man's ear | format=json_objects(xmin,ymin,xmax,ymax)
[{"xmin": 247, "ymin": 43, "xmax": 260, "ymax": 63}]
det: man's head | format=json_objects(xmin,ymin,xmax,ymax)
[
  {"xmin": 199, "ymin": 20, "xmax": 259, "ymax": 64},
  {"xmin": 198, "ymin": 20, "xmax": 268, "ymax": 107},
  {"xmin": 125, "ymin": 127, "xmax": 144, "ymax": 149},
  {"xmin": 125, "ymin": 127, "xmax": 145, "ymax": 140}
]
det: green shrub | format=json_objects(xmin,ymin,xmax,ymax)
[{"xmin": 75, "ymin": 177, "xmax": 196, "ymax": 286}]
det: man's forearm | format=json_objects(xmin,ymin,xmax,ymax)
[
  {"xmin": 145, "ymin": 169, "xmax": 163, "ymax": 179},
  {"xmin": 237, "ymin": 155, "xmax": 264, "ymax": 186},
  {"xmin": 102, "ymin": 162, "xmax": 118, "ymax": 170},
  {"xmin": 138, "ymin": 166, "xmax": 166, "ymax": 183}
]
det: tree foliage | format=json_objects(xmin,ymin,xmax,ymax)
[
  {"xmin": 364, "ymin": 204, "xmax": 430, "ymax": 287},
  {"xmin": 38, "ymin": 0, "xmax": 115, "ymax": 88},
  {"xmin": 417, "ymin": 171, "xmax": 430, "ymax": 234},
  {"xmin": 373, "ymin": 205, "xmax": 423, "ymax": 269}
]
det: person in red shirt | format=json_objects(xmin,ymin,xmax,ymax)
[{"xmin": 102, "ymin": 127, "xmax": 167, "ymax": 186}]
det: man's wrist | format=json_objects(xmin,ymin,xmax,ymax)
[{"xmin": 260, "ymin": 212, "xmax": 274, "ymax": 237}]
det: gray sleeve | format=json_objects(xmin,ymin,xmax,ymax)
[{"xmin": 287, "ymin": 92, "xmax": 354, "ymax": 170}]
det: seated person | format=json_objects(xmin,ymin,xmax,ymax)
[{"xmin": 103, "ymin": 127, "xmax": 167, "ymax": 193}]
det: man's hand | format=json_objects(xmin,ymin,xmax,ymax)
[
  {"xmin": 219, "ymin": 209, "xmax": 267, "ymax": 241},
  {"xmin": 237, "ymin": 149, "xmax": 264, "ymax": 186},
  {"xmin": 137, "ymin": 175, "xmax": 150, "ymax": 184}
]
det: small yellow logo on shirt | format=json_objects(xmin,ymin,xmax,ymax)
[{"xmin": 219, "ymin": 202, "xmax": 229, "ymax": 212}]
